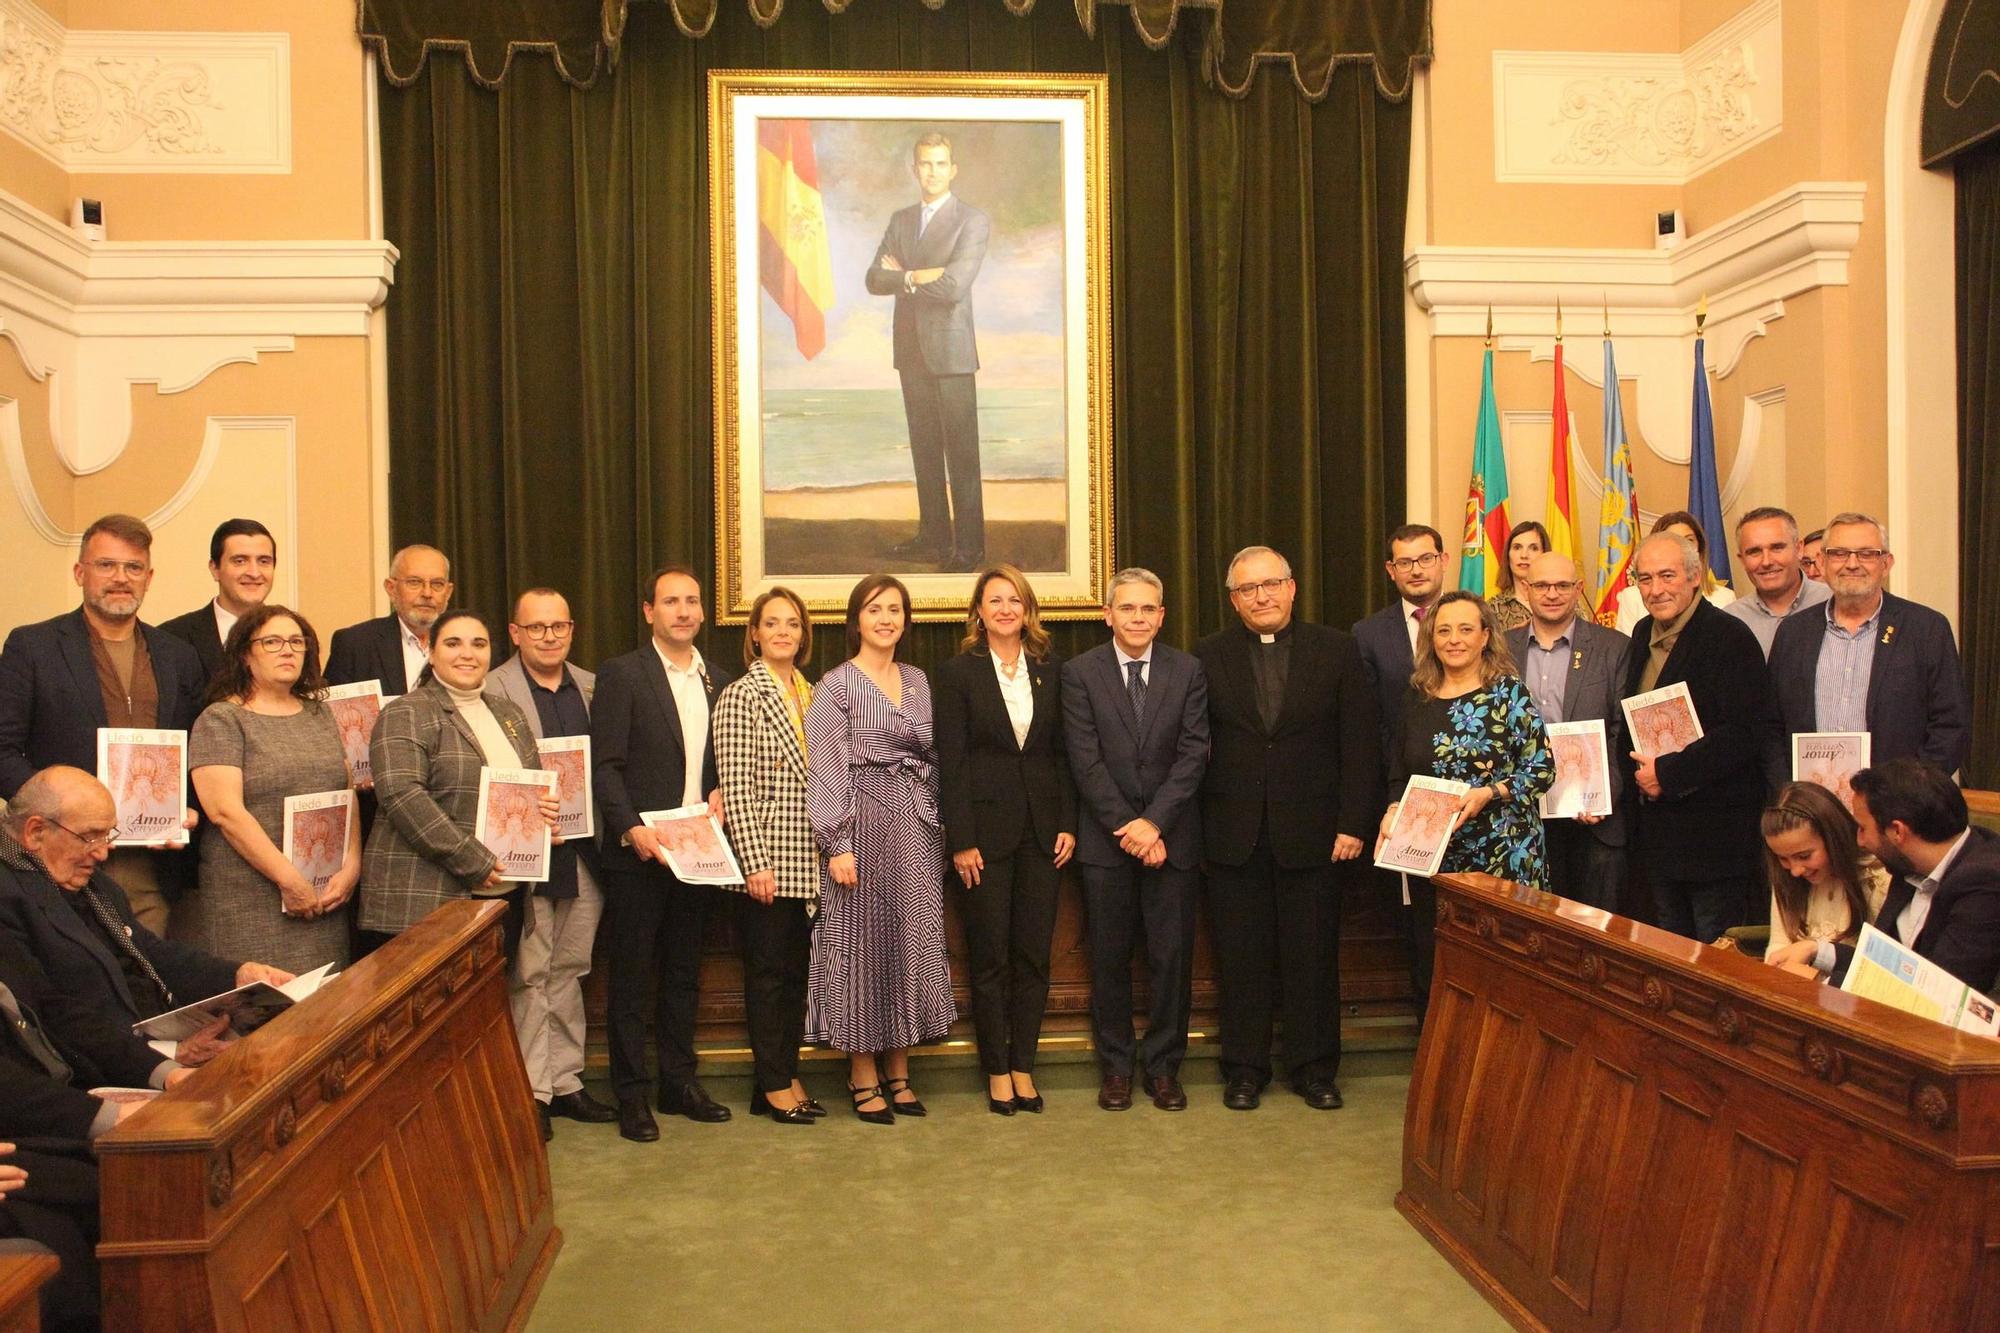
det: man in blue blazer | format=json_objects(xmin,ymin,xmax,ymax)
[
  {"xmin": 864, "ymin": 131, "xmax": 991, "ymax": 570},
  {"xmin": 0, "ymin": 515, "xmax": 205, "ymax": 932},
  {"xmin": 1767, "ymin": 512, "xmax": 1971, "ymax": 780},
  {"xmin": 1061, "ymin": 568, "xmax": 1208, "ymax": 1112}
]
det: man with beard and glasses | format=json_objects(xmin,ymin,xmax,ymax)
[
  {"xmin": 326, "ymin": 544, "xmax": 456, "ymax": 697},
  {"xmin": 0, "ymin": 515, "xmax": 205, "ymax": 934}
]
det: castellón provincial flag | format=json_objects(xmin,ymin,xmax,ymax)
[
  {"xmin": 1460, "ymin": 347, "xmax": 1512, "ymax": 598},
  {"xmin": 757, "ymin": 119, "xmax": 834, "ymax": 360}
]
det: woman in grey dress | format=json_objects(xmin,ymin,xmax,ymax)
[{"xmin": 183, "ymin": 606, "xmax": 356, "ymax": 971}]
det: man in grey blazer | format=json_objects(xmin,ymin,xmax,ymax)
[
  {"xmin": 1061, "ymin": 568, "xmax": 1209, "ymax": 1113},
  {"xmin": 864, "ymin": 131, "xmax": 991, "ymax": 571},
  {"xmin": 1505, "ymin": 553, "xmax": 1633, "ymax": 913},
  {"xmin": 489, "ymin": 588, "xmax": 614, "ymax": 1139}
]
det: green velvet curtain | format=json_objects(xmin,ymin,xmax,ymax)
[
  {"xmin": 1957, "ymin": 140, "xmax": 2000, "ymax": 788},
  {"xmin": 379, "ymin": 0, "xmax": 1410, "ymax": 672}
]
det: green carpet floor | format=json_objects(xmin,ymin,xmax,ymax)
[{"xmin": 528, "ymin": 1051, "xmax": 1504, "ymax": 1331}]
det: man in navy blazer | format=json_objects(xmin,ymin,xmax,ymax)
[
  {"xmin": 863, "ymin": 131, "xmax": 991, "ymax": 570},
  {"xmin": 1767, "ymin": 512, "xmax": 1971, "ymax": 780},
  {"xmin": 1061, "ymin": 568, "xmax": 1208, "ymax": 1112},
  {"xmin": 1352, "ymin": 524, "xmax": 1450, "ymax": 769},
  {"xmin": 0, "ymin": 515, "xmax": 205, "ymax": 932},
  {"xmin": 324, "ymin": 544, "xmax": 456, "ymax": 696},
  {"xmin": 590, "ymin": 566, "xmax": 736, "ymax": 1141},
  {"xmin": 156, "ymin": 517, "xmax": 278, "ymax": 685}
]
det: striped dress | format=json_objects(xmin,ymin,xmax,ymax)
[{"xmin": 804, "ymin": 660, "xmax": 956, "ymax": 1051}]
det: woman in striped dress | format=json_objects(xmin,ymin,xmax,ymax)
[{"xmin": 805, "ymin": 574, "xmax": 955, "ymax": 1123}]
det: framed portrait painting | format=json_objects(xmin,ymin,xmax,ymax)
[{"xmin": 709, "ymin": 70, "xmax": 1112, "ymax": 623}]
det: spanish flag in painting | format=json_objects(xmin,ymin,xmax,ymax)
[
  {"xmin": 1459, "ymin": 346, "xmax": 1512, "ymax": 597},
  {"xmin": 757, "ymin": 119, "xmax": 834, "ymax": 360}
]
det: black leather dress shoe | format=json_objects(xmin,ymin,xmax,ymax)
[
  {"xmin": 618, "ymin": 1098, "xmax": 659, "ymax": 1143},
  {"xmin": 1299, "ymin": 1079, "xmax": 1344, "ymax": 1110},
  {"xmin": 1148, "ymin": 1074, "xmax": 1188, "ymax": 1112},
  {"xmin": 537, "ymin": 1102, "xmax": 553, "ymax": 1142},
  {"xmin": 1223, "ymin": 1078, "xmax": 1261, "ymax": 1111},
  {"xmin": 659, "ymin": 1081, "xmax": 732, "ymax": 1123},
  {"xmin": 1098, "ymin": 1074, "xmax": 1133, "ymax": 1111},
  {"xmin": 549, "ymin": 1089, "xmax": 618, "ymax": 1123}
]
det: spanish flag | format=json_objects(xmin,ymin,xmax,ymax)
[
  {"xmin": 757, "ymin": 120, "xmax": 834, "ymax": 360},
  {"xmin": 1547, "ymin": 338, "xmax": 1580, "ymax": 567}
]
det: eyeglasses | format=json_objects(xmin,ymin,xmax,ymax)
[
  {"xmin": 397, "ymin": 577, "xmax": 451, "ymax": 594},
  {"xmin": 47, "ymin": 818, "xmax": 121, "ymax": 850},
  {"xmin": 1822, "ymin": 547, "xmax": 1888, "ymax": 565},
  {"xmin": 84, "ymin": 559, "xmax": 148, "ymax": 578},
  {"xmin": 514, "ymin": 621, "xmax": 575, "ymax": 640},
  {"xmin": 1227, "ymin": 577, "xmax": 1291, "ymax": 598},
  {"xmin": 1389, "ymin": 552, "xmax": 1442, "ymax": 573},
  {"xmin": 251, "ymin": 635, "xmax": 308, "ymax": 653},
  {"xmin": 1524, "ymin": 580, "xmax": 1579, "ymax": 594}
]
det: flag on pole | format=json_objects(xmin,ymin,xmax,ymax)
[
  {"xmin": 1460, "ymin": 345, "xmax": 1512, "ymax": 598},
  {"xmin": 1593, "ymin": 336, "xmax": 1640, "ymax": 625},
  {"xmin": 1687, "ymin": 325, "xmax": 1731, "ymax": 587},
  {"xmin": 756, "ymin": 119, "xmax": 834, "ymax": 360},
  {"xmin": 1546, "ymin": 336, "xmax": 1580, "ymax": 565}
]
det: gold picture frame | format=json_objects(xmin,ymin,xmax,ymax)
[{"xmin": 709, "ymin": 69, "xmax": 1113, "ymax": 623}]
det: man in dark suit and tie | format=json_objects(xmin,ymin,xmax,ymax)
[
  {"xmin": 864, "ymin": 131, "xmax": 991, "ymax": 571},
  {"xmin": 1505, "ymin": 552, "xmax": 1633, "ymax": 912},
  {"xmin": 1767, "ymin": 511, "xmax": 1971, "ymax": 778},
  {"xmin": 1622, "ymin": 532, "xmax": 1781, "ymax": 943},
  {"xmin": 324, "ymin": 544, "xmax": 456, "ymax": 696},
  {"xmin": 591, "ymin": 566, "xmax": 737, "ymax": 1142},
  {"xmin": 1195, "ymin": 546, "xmax": 1377, "ymax": 1111},
  {"xmin": 0, "ymin": 514, "xmax": 205, "ymax": 934},
  {"xmin": 1061, "ymin": 568, "xmax": 1208, "ymax": 1112},
  {"xmin": 157, "ymin": 518, "xmax": 277, "ymax": 684}
]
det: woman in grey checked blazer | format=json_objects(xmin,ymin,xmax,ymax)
[
  {"xmin": 359, "ymin": 609, "xmax": 552, "ymax": 953},
  {"xmin": 712, "ymin": 587, "xmax": 824, "ymax": 1125}
]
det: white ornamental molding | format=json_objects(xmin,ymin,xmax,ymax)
[
  {"xmin": 0, "ymin": 0, "xmax": 289, "ymax": 173},
  {"xmin": 1494, "ymin": 0, "xmax": 1782, "ymax": 185},
  {"xmin": 1406, "ymin": 181, "xmax": 1861, "ymax": 470}
]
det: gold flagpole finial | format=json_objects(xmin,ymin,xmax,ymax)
[
  {"xmin": 1602, "ymin": 293, "xmax": 1610, "ymax": 338},
  {"xmin": 1485, "ymin": 304, "xmax": 1493, "ymax": 347},
  {"xmin": 1555, "ymin": 296, "xmax": 1564, "ymax": 343},
  {"xmin": 1695, "ymin": 293, "xmax": 1708, "ymax": 336}
]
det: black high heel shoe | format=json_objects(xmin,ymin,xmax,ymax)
[
  {"xmin": 752, "ymin": 1088, "xmax": 816, "ymax": 1125},
  {"xmin": 883, "ymin": 1076, "xmax": 927, "ymax": 1117},
  {"xmin": 988, "ymin": 1094, "xmax": 1017, "ymax": 1116},
  {"xmin": 798, "ymin": 1095, "xmax": 828, "ymax": 1119},
  {"xmin": 1011, "ymin": 1091, "xmax": 1045, "ymax": 1114},
  {"xmin": 849, "ymin": 1083, "xmax": 895, "ymax": 1125}
]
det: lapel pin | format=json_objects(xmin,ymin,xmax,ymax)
[
  {"xmin": 1881, "ymin": 625, "xmax": 1895, "ymax": 646},
  {"xmin": 1572, "ymin": 650, "xmax": 1583, "ymax": 671}
]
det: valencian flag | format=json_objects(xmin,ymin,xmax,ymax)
[
  {"xmin": 1546, "ymin": 329, "xmax": 1580, "ymax": 566},
  {"xmin": 1687, "ymin": 322, "xmax": 1731, "ymax": 587},
  {"xmin": 757, "ymin": 119, "xmax": 834, "ymax": 360},
  {"xmin": 1593, "ymin": 335, "xmax": 1640, "ymax": 625},
  {"xmin": 1460, "ymin": 345, "xmax": 1512, "ymax": 597}
]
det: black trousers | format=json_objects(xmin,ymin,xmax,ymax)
[
  {"xmin": 1543, "ymin": 820, "xmax": 1628, "ymax": 914},
  {"xmin": 899, "ymin": 367, "xmax": 984, "ymax": 557},
  {"xmin": 956, "ymin": 832, "xmax": 1061, "ymax": 1076},
  {"xmin": 1078, "ymin": 859, "xmax": 1196, "ymax": 1079},
  {"xmin": 604, "ymin": 862, "xmax": 724, "ymax": 1098},
  {"xmin": 1406, "ymin": 873, "xmax": 1437, "ymax": 1025},
  {"xmin": 0, "ymin": 1147, "xmax": 99, "ymax": 1333},
  {"xmin": 737, "ymin": 895, "xmax": 812, "ymax": 1094},
  {"xmin": 1649, "ymin": 866, "xmax": 1752, "ymax": 945},
  {"xmin": 1208, "ymin": 845, "xmax": 1343, "ymax": 1085}
]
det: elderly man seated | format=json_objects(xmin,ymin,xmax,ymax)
[{"xmin": 0, "ymin": 767, "xmax": 291, "ymax": 1061}]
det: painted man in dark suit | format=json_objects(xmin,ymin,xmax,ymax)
[
  {"xmin": 590, "ymin": 565, "xmax": 736, "ymax": 1142},
  {"xmin": 1767, "ymin": 511, "xmax": 1971, "ymax": 779},
  {"xmin": 1505, "ymin": 552, "xmax": 1633, "ymax": 913},
  {"xmin": 864, "ymin": 131, "xmax": 991, "ymax": 571},
  {"xmin": 157, "ymin": 517, "xmax": 277, "ymax": 684},
  {"xmin": 1195, "ymin": 545, "xmax": 1377, "ymax": 1112},
  {"xmin": 325, "ymin": 544, "xmax": 456, "ymax": 696},
  {"xmin": 0, "ymin": 514, "xmax": 204, "ymax": 934},
  {"xmin": 1622, "ymin": 532, "xmax": 1781, "ymax": 943},
  {"xmin": 1061, "ymin": 567, "xmax": 1208, "ymax": 1113}
]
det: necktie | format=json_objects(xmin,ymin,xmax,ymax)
[
  {"xmin": 79, "ymin": 884, "xmax": 174, "ymax": 1012},
  {"xmin": 1412, "ymin": 604, "xmax": 1427, "ymax": 622},
  {"xmin": 1126, "ymin": 660, "xmax": 1147, "ymax": 728}
]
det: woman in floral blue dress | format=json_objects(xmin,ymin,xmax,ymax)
[{"xmin": 1378, "ymin": 590, "xmax": 1554, "ymax": 1015}]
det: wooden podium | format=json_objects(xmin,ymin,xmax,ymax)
[
  {"xmin": 1399, "ymin": 873, "xmax": 2000, "ymax": 1331},
  {"xmin": 94, "ymin": 900, "xmax": 559, "ymax": 1330}
]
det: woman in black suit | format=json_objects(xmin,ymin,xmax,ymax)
[{"xmin": 934, "ymin": 564, "xmax": 1077, "ymax": 1114}]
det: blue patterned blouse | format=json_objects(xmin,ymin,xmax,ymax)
[{"xmin": 1388, "ymin": 674, "xmax": 1555, "ymax": 888}]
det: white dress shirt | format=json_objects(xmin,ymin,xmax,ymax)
[
  {"xmin": 1113, "ymin": 641, "xmax": 1153, "ymax": 687},
  {"xmin": 1402, "ymin": 599, "xmax": 1428, "ymax": 656},
  {"xmin": 212, "ymin": 600, "xmax": 241, "ymax": 648},
  {"xmin": 399, "ymin": 619, "xmax": 428, "ymax": 694},
  {"xmin": 991, "ymin": 650, "xmax": 1034, "ymax": 749},
  {"xmin": 1897, "ymin": 828, "xmax": 1974, "ymax": 944},
  {"xmin": 653, "ymin": 641, "xmax": 711, "ymax": 806}
]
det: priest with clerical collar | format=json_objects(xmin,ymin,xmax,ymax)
[
  {"xmin": 1192, "ymin": 545, "xmax": 1379, "ymax": 1114},
  {"xmin": 0, "ymin": 766, "xmax": 292, "ymax": 1066}
]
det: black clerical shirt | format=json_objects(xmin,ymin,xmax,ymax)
[{"xmin": 1248, "ymin": 623, "xmax": 1293, "ymax": 734}]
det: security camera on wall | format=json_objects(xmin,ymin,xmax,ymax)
[
  {"xmin": 70, "ymin": 198, "xmax": 105, "ymax": 242},
  {"xmin": 1655, "ymin": 208, "xmax": 1685, "ymax": 251}
]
